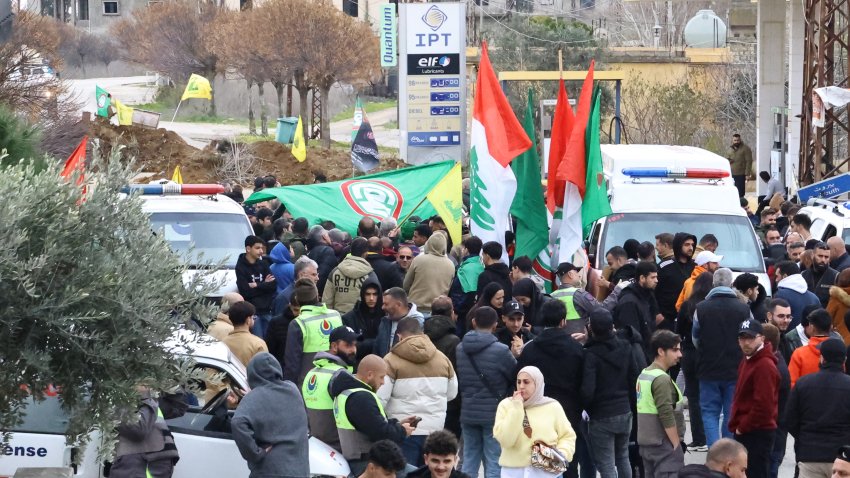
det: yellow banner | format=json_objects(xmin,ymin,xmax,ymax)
[
  {"xmin": 171, "ymin": 165, "xmax": 183, "ymax": 184},
  {"xmin": 181, "ymin": 74, "xmax": 212, "ymax": 101},
  {"xmin": 426, "ymin": 162, "xmax": 463, "ymax": 245},
  {"xmin": 292, "ymin": 116, "xmax": 306, "ymax": 162},
  {"xmin": 114, "ymin": 99, "xmax": 134, "ymax": 126}
]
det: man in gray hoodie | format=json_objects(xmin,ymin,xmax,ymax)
[{"xmin": 232, "ymin": 353, "xmax": 310, "ymax": 478}]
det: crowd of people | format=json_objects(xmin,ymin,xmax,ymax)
[{"xmin": 115, "ymin": 173, "xmax": 850, "ymax": 478}]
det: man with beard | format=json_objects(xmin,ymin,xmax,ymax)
[
  {"xmin": 301, "ymin": 326, "xmax": 358, "ymax": 452},
  {"xmin": 802, "ymin": 242, "xmax": 838, "ymax": 307},
  {"xmin": 656, "ymin": 233, "xmax": 697, "ymax": 331}
]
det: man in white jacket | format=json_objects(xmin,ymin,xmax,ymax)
[{"xmin": 378, "ymin": 316, "xmax": 458, "ymax": 467}]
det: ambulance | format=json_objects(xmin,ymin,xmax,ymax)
[{"xmin": 586, "ymin": 144, "xmax": 770, "ymax": 290}]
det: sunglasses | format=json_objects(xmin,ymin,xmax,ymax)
[{"xmin": 398, "ymin": 255, "xmax": 413, "ymax": 260}]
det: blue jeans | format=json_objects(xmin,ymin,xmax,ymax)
[
  {"xmin": 461, "ymin": 422, "xmax": 501, "ymax": 478},
  {"xmin": 587, "ymin": 412, "xmax": 633, "ymax": 478},
  {"xmin": 699, "ymin": 380, "xmax": 736, "ymax": 446},
  {"xmin": 251, "ymin": 313, "xmax": 272, "ymax": 339},
  {"xmin": 401, "ymin": 435, "xmax": 426, "ymax": 467}
]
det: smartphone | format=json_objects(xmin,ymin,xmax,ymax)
[{"xmin": 411, "ymin": 416, "xmax": 423, "ymax": 426}]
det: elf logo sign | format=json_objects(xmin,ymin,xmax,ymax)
[{"xmin": 341, "ymin": 180, "xmax": 404, "ymax": 220}]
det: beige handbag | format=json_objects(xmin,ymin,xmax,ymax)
[{"xmin": 523, "ymin": 411, "xmax": 568, "ymax": 474}]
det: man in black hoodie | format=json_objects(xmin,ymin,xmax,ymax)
[
  {"xmin": 342, "ymin": 278, "xmax": 384, "ymax": 363},
  {"xmin": 365, "ymin": 237, "xmax": 403, "ymax": 291},
  {"xmin": 236, "ymin": 235, "xmax": 277, "ymax": 339},
  {"xmin": 516, "ymin": 300, "xmax": 595, "ymax": 478},
  {"xmin": 306, "ymin": 225, "xmax": 339, "ymax": 296},
  {"xmin": 423, "ymin": 296, "xmax": 461, "ymax": 436},
  {"xmin": 613, "ymin": 261, "xmax": 659, "ymax": 360},
  {"xmin": 477, "ymin": 241, "xmax": 512, "ymax": 299},
  {"xmin": 582, "ymin": 309, "xmax": 640, "ymax": 478},
  {"xmin": 656, "ymin": 232, "xmax": 696, "ymax": 331}
]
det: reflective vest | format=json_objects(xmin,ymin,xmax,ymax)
[
  {"xmin": 293, "ymin": 305, "xmax": 343, "ymax": 353},
  {"xmin": 636, "ymin": 367, "xmax": 683, "ymax": 415},
  {"xmin": 551, "ymin": 287, "xmax": 582, "ymax": 320},
  {"xmin": 333, "ymin": 384, "xmax": 386, "ymax": 460},
  {"xmin": 302, "ymin": 359, "xmax": 347, "ymax": 410}
]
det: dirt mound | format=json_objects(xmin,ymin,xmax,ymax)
[
  {"xmin": 90, "ymin": 120, "xmax": 407, "ymax": 186},
  {"xmin": 244, "ymin": 141, "xmax": 407, "ymax": 185},
  {"xmin": 90, "ymin": 118, "xmax": 219, "ymax": 183}
]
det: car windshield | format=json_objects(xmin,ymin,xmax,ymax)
[
  {"xmin": 599, "ymin": 212, "xmax": 765, "ymax": 273},
  {"xmin": 11, "ymin": 395, "xmax": 69, "ymax": 434},
  {"xmin": 149, "ymin": 212, "xmax": 250, "ymax": 268}
]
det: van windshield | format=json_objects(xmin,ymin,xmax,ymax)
[
  {"xmin": 599, "ymin": 213, "xmax": 765, "ymax": 273},
  {"xmin": 149, "ymin": 213, "xmax": 251, "ymax": 268}
]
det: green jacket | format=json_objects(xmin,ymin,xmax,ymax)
[{"xmin": 727, "ymin": 143, "xmax": 753, "ymax": 176}]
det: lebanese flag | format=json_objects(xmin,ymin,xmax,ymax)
[
  {"xmin": 469, "ymin": 42, "xmax": 531, "ymax": 261},
  {"xmin": 61, "ymin": 135, "xmax": 87, "ymax": 186},
  {"xmin": 555, "ymin": 63, "xmax": 595, "ymax": 263},
  {"xmin": 545, "ymin": 79, "xmax": 575, "ymax": 213}
]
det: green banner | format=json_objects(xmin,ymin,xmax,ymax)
[
  {"xmin": 96, "ymin": 85, "xmax": 110, "ymax": 118},
  {"xmin": 246, "ymin": 161, "xmax": 455, "ymax": 235}
]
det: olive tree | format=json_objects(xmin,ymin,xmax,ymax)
[{"xmin": 0, "ymin": 149, "xmax": 216, "ymax": 448}]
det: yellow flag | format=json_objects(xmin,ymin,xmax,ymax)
[
  {"xmin": 292, "ymin": 116, "xmax": 307, "ymax": 162},
  {"xmin": 181, "ymin": 74, "xmax": 213, "ymax": 101},
  {"xmin": 113, "ymin": 99, "xmax": 134, "ymax": 126},
  {"xmin": 426, "ymin": 162, "xmax": 463, "ymax": 245},
  {"xmin": 171, "ymin": 165, "xmax": 183, "ymax": 184}
]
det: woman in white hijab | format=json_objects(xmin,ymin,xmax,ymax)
[{"xmin": 493, "ymin": 365, "xmax": 576, "ymax": 477}]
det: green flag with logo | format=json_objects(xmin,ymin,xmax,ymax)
[
  {"xmin": 96, "ymin": 85, "xmax": 110, "ymax": 117},
  {"xmin": 510, "ymin": 90, "xmax": 549, "ymax": 262},
  {"xmin": 581, "ymin": 86, "xmax": 612, "ymax": 236},
  {"xmin": 245, "ymin": 161, "xmax": 456, "ymax": 235}
]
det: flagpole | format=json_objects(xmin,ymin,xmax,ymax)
[
  {"xmin": 170, "ymin": 100, "xmax": 184, "ymax": 124},
  {"xmin": 558, "ymin": 48, "xmax": 563, "ymax": 80},
  {"xmin": 395, "ymin": 195, "xmax": 430, "ymax": 229}
]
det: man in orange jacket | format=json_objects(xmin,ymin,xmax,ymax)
[
  {"xmin": 789, "ymin": 309, "xmax": 835, "ymax": 387},
  {"xmin": 676, "ymin": 251, "xmax": 722, "ymax": 312}
]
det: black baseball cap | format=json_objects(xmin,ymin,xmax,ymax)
[
  {"xmin": 556, "ymin": 262, "xmax": 582, "ymax": 277},
  {"xmin": 502, "ymin": 300, "xmax": 524, "ymax": 316},
  {"xmin": 330, "ymin": 326, "xmax": 359, "ymax": 343},
  {"xmin": 818, "ymin": 338, "xmax": 847, "ymax": 364},
  {"xmin": 738, "ymin": 319, "xmax": 763, "ymax": 338}
]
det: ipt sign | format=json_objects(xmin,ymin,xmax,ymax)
[{"xmin": 404, "ymin": 3, "xmax": 463, "ymax": 54}]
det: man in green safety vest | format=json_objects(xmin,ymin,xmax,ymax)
[
  {"xmin": 330, "ymin": 354, "xmax": 415, "ymax": 476},
  {"xmin": 302, "ymin": 326, "xmax": 358, "ymax": 452},
  {"xmin": 552, "ymin": 262, "xmax": 624, "ymax": 337},
  {"xmin": 284, "ymin": 278, "xmax": 344, "ymax": 387},
  {"xmin": 636, "ymin": 329, "xmax": 686, "ymax": 478}
]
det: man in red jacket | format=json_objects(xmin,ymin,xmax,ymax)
[{"xmin": 728, "ymin": 319, "xmax": 780, "ymax": 478}]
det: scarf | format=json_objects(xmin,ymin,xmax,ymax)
[{"xmin": 518, "ymin": 365, "xmax": 557, "ymax": 408}]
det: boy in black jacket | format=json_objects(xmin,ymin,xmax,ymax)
[{"xmin": 235, "ymin": 235, "xmax": 276, "ymax": 338}]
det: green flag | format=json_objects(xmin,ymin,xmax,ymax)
[
  {"xmin": 245, "ymin": 161, "xmax": 455, "ymax": 235},
  {"xmin": 96, "ymin": 85, "xmax": 110, "ymax": 118},
  {"xmin": 510, "ymin": 90, "xmax": 549, "ymax": 262},
  {"xmin": 352, "ymin": 97, "xmax": 364, "ymax": 142},
  {"xmin": 581, "ymin": 86, "xmax": 612, "ymax": 236}
]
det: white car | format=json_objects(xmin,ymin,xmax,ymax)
[
  {"xmin": 132, "ymin": 183, "xmax": 254, "ymax": 302},
  {"xmin": 796, "ymin": 198, "xmax": 850, "ymax": 243},
  {"xmin": 0, "ymin": 331, "xmax": 350, "ymax": 477}
]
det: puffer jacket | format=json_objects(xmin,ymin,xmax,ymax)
[
  {"xmin": 269, "ymin": 242, "xmax": 295, "ymax": 293},
  {"xmin": 373, "ymin": 304, "xmax": 426, "ymax": 358},
  {"xmin": 424, "ymin": 315, "xmax": 460, "ymax": 367},
  {"xmin": 403, "ymin": 234, "xmax": 455, "ymax": 313},
  {"xmin": 456, "ymin": 331, "xmax": 517, "ymax": 425},
  {"xmin": 377, "ymin": 334, "xmax": 458, "ymax": 435},
  {"xmin": 323, "ymin": 255, "xmax": 377, "ymax": 315},
  {"xmin": 775, "ymin": 274, "xmax": 821, "ymax": 329},
  {"xmin": 827, "ymin": 285, "xmax": 850, "ymax": 344},
  {"xmin": 656, "ymin": 232, "xmax": 697, "ymax": 325},
  {"xmin": 675, "ymin": 265, "xmax": 707, "ymax": 312}
]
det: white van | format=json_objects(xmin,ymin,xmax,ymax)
[
  {"xmin": 0, "ymin": 331, "xmax": 350, "ymax": 477},
  {"xmin": 587, "ymin": 145, "xmax": 769, "ymax": 290}
]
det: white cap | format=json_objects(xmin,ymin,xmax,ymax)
[{"xmin": 695, "ymin": 250, "xmax": 723, "ymax": 266}]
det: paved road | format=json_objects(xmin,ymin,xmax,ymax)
[{"xmin": 66, "ymin": 75, "xmax": 158, "ymax": 115}]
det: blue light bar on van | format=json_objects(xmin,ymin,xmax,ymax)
[
  {"xmin": 622, "ymin": 168, "xmax": 730, "ymax": 179},
  {"xmin": 121, "ymin": 184, "xmax": 226, "ymax": 195}
]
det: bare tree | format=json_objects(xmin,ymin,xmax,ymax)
[
  {"xmin": 112, "ymin": 1, "xmax": 221, "ymax": 114},
  {"xmin": 603, "ymin": 0, "xmax": 713, "ymax": 47}
]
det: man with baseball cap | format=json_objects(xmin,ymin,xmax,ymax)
[
  {"xmin": 676, "ymin": 250, "xmax": 723, "ymax": 311},
  {"xmin": 728, "ymin": 319, "xmax": 779, "ymax": 478},
  {"xmin": 496, "ymin": 300, "xmax": 534, "ymax": 357},
  {"xmin": 787, "ymin": 338, "xmax": 850, "ymax": 477},
  {"xmin": 301, "ymin": 326, "xmax": 358, "ymax": 451},
  {"xmin": 833, "ymin": 446, "xmax": 850, "ymax": 477},
  {"xmin": 552, "ymin": 262, "xmax": 623, "ymax": 337}
]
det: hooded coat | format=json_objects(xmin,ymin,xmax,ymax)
[
  {"xmin": 235, "ymin": 253, "xmax": 277, "ymax": 314},
  {"xmin": 365, "ymin": 253, "xmax": 403, "ymax": 291},
  {"xmin": 268, "ymin": 243, "xmax": 295, "ymax": 293},
  {"xmin": 581, "ymin": 333, "xmax": 640, "ymax": 419},
  {"xmin": 612, "ymin": 283, "xmax": 655, "ymax": 358},
  {"xmin": 403, "ymin": 234, "xmax": 455, "ymax": 313},
  {"xmin": 802, "ymin": 265, "xmax": 838, "ymax": 307},
  {"xmin": 656, "ymin": 232, "xmax": 697, "ymax": 325},
  {"xmin": 456, "ymin": 330, "xmax": 517, "ymax": 425},
  {"xmin": 775, "ymin": 274, "xmax": 821, "ymax": 329},
  {"xmin": 513, "ymin": 278, "xmax": 550, "ymax": 333},
  {"xmin": 323, "ymin": 255, "xmax": 377, "ymax": 315},
  {"xmin": 232, "ymin": 353, "xmax": 310, "ymax": 478},
  {"xmin": 377, "ymin": 334, "xmax": 458, "ymax": 435},
  {"xmin": 342, "ymin": 278, "xmax": 384, "ymax": 360},
  {"xmin": 424, "ymin": 314, "xmax": 460, "ymax": 367},
  {"xmin": 477, "ymin": 262, "xmax": 513, "ymax": 300},
  {"xmin": 675, "ymin": 265, "xmax": 707, "ymax": 312},
  {"xmin": 728, "ymin": 342, "xmax": 779, "ymax": 435},
  {"xmin": 826, "ymin": 285, "xmax": 850, "ymax": 344}
]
